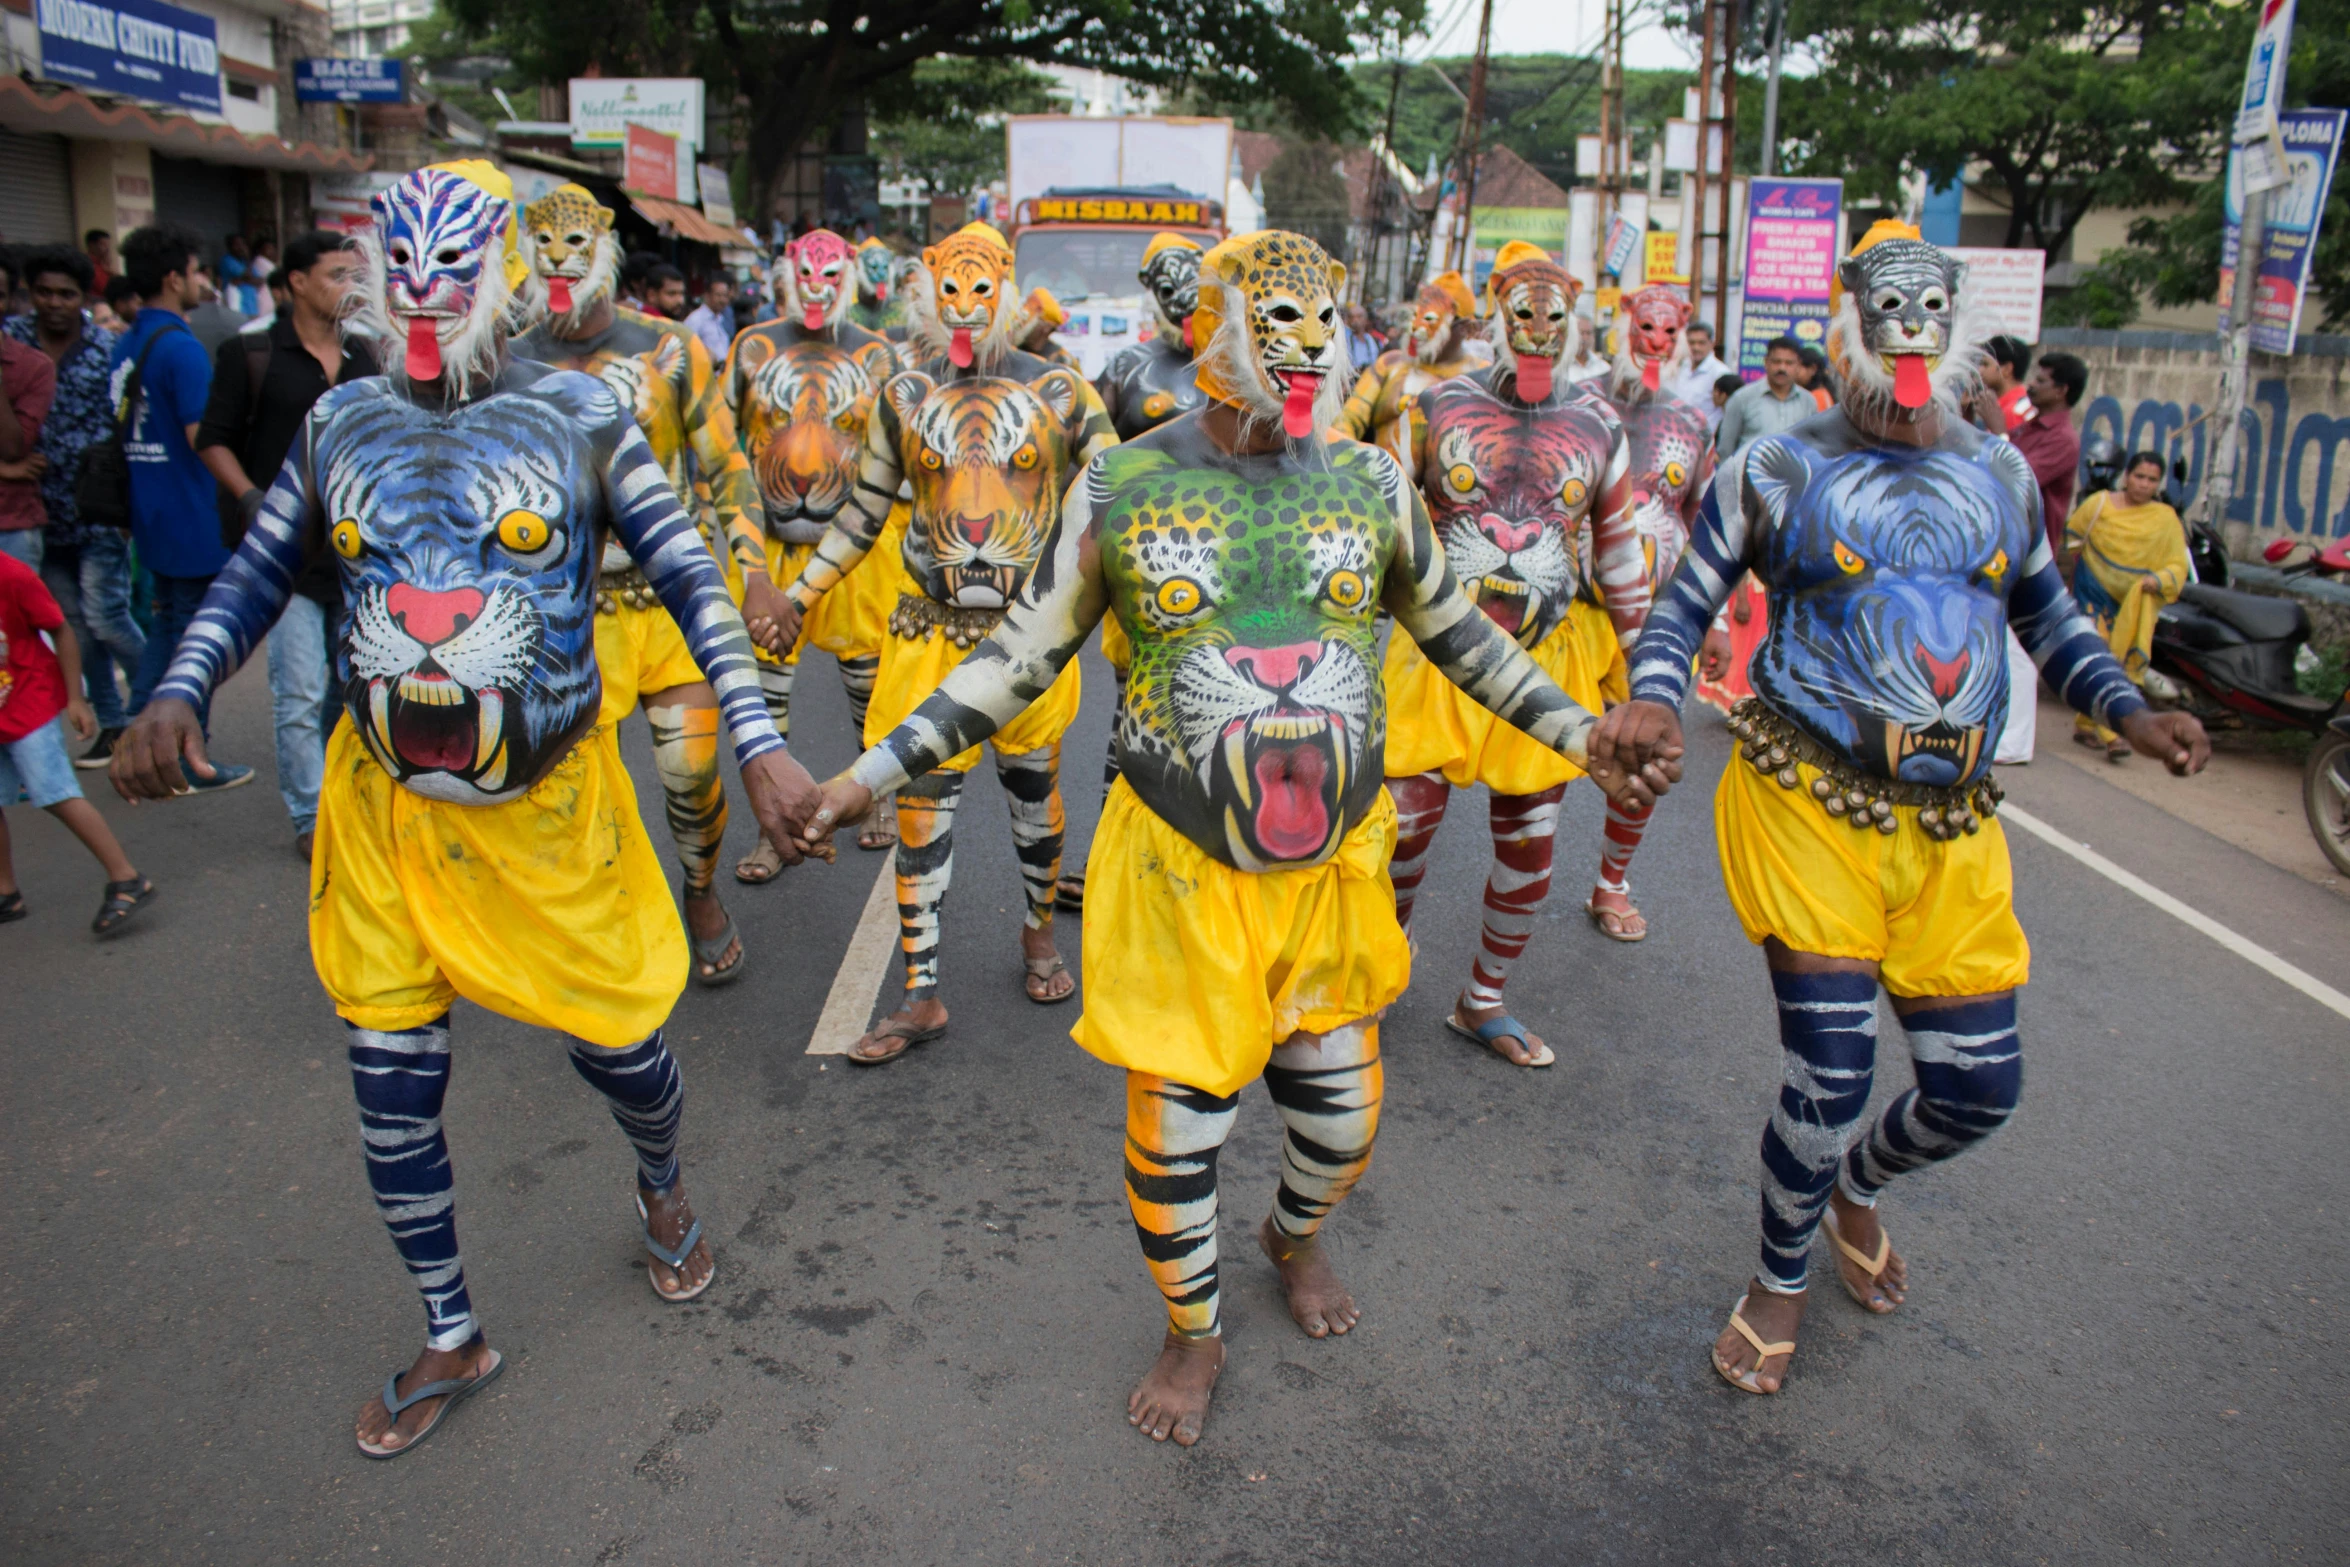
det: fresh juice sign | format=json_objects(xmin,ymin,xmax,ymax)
[{"xmin": 1737, "ymin": 178, "xmax": 1842, "ymax": 377}]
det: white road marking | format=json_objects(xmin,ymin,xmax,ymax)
[
  {"xmin": 807, "ymin": 848, "xmax": 900, "ymax": 1054},
  {"xmin": 2001, "ymin": 804, "xmax": 2350, "ymax": 1022}
]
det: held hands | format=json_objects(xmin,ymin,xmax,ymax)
[
  {"xmin": 109, "ymin": 698, "xmax": 215, "ymax": 800},
  {"xmin": 2118, "ymin": 708, "xmax": 2211, "ymax": 777},
  {"xmin": 740, "ymin": 574, "xmax": 802, "ymax": 657},
  {"xmin": 1586, "ymin": 699, "xmax": 1686, "ymax": 810},
  {"xmin": 741, "ymin": 750, "xmax": 829, "ymax": 865},
  {"xmin": 799, "ymin": 775, "xmax": 875, "ymax": 853}
]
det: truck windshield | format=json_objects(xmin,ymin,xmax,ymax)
[{"xmin": 1015, "ymin": 229, "xmax": 1157, "ymax": 301}]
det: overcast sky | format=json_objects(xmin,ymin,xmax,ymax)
[{"xmin": 1409, "ymin": 0, "xmax": 1697, "ymax": 72}]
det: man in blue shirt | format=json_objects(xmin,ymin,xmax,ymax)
[{"xmin": 113, "ymin": 224, "xmax": 251, "ymax": 791}]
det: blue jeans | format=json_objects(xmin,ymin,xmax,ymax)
[
  {"xmin": 130, "ymin": 572, "xmax": 216, "ymax": 733},
  {"xmin": 267, "ymin": 594, "xmax": 339, "ymax": 832},
  {"xmin": 0, "ymin": 527, "xmax": 40, "ymax": 570},
  {"xmin": 41, "ymin": 532, "xmax": 146, "ymax": 731}
]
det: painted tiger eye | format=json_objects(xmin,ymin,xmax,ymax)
[
  {"xmin": 1561, "ymin": 477, "xmax": 1588, "ymax": 506},
  {"xmin": 1155, "ymin": 577, "xmax": 1203, "ymax": 616},
  {"xmin": 1013, "ymin": 443, "xmax": 1039, "ymax": 470},
  {"xmin": 919, "ymin": 448, "xmax": 944, "ymax": 470},
  {"xmin": 1326, "ymin": 569, "xmax": 1366, "ymax": 608},
  {"xmin": 1833, "ymin": 539, "xmax": 1867, "ymax": 575},
  {"xmin": 1664, "ymin": 461, "xmax": 1688, "ymax": 488},
  {"xmin": 1985, "ymin": 547, "xmax": 2009, "ymax": 579},
  {"xmin": 331, "ymin": 517, "xmax": 363, "ymax": 560},
  {"xmin": 1446, "ymin": 463, "xmax": 1476, "ymax": 493},
  {"xmin": 496, "ymin": 510, "xmax": 551, "ymax": 553}
]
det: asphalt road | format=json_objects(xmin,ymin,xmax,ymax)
[{"xmin": 4, "ymin": 642, "xmax": 2345, "ymax": 1566}]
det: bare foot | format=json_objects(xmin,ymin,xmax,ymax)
[
  {"xmin": 683, "ymin": 887, "xmax": 742, "ymax": 981},
  {"xmin": 639, "ymin": 1180, "xmax": 716, "ymax": 1300},
  {"xmin": 354, "ymin": 1336, "xmax": 499, "ymax": 1456},
  {"xmin": 847, "ymin": 999, "xmax": 948, "ymax": 1065},
  {"xmin": 1021, "ymin": 923, "xmax": 1074, "ymax": 1003},
  {"xmin": 1128, "ymin": 1329, "xmax": 1224, "ymax": 1445},
  {"xmin": 735, "ymin": 834, "xmax": 785, "ymax": 884},
  {"xmin": 1711, "ymin": 1281, "xmax": 1805, "ymax": 1394},
  {"xmin": 1258, "ymin": 1215, "xmax": 1362, "ymax": 1338},
  {"xmin": 1823, "ymin": 1190, "xmax": 1908, "ymax": 1314},
  {"xmin": 1454, "ymin": 994, "xmax": 1547, "ymax": 1067},
  {"xmin": 1585, "ymin": 885, "xmax": 1648, "ymax": 942}
]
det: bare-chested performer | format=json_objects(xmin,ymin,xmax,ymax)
[{"xmin": 1334, "ymin": 270, "xmax": 1484, "ymax": 466}]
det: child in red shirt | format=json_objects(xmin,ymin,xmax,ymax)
[{"xmin": 0, "ymin": 552, "xmax": 151, "ymax": 934}]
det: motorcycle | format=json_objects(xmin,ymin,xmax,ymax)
[{"xmin": 2148, "ymin": 581, "xmax": 2350, "ymax": 875}]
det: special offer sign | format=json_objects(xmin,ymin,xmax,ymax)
[{"xmin": 1737, "ymin": 177, "xmax": 1842, "ymax": 378}]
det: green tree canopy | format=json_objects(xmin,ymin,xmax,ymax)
[{"xmin": 869, "ymin": 59, "xmax": 1058, "ymax": 205}]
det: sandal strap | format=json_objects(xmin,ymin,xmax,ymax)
[
  {"xmin": 1727, "ymin": 1304, "xmax": 1796, "ymax": 1363},
  {"xmin": 643, "ymin": 1215, "xmax": 704, "ymax": 1272},
  {"xmin": 382, "ymin": 1369, "xmax": 481, "ymax": 1417},
  {"xmin": 1824, "ymin": 1214, "xmax": 1891, "ymax": 1279}
]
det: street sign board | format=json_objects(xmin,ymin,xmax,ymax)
[
  {"xmin": 295, "ymin": 57, "xmax": 402, "ymax": 103},
  {"xmin": 2219, "ymin": 107, "xmax": 2345, "ymax": 355},
  {"xmin": 625, "ymin": 122, "xmax": 679, "ymax": 200},
  {"xmin": 2232, "ymin": 0, "xmax": 2297, "ymax": 193},
  {"xmin": 1737, "ymin": 176, "xmax": 1842, "ymax": 378},
  {"xmin": 1603, "ymin": 215, "xmax": 1641, "ymax": 278},
  {"xmin": 35, "ymin": 0, "xmax": 220, "ymax": 113},
  {"xmin": 1947, "ymin": 247, "xmax": 2046, "ymax": 342}
]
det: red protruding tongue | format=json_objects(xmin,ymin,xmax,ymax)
[
  {"xmin": 1250, "ymin": 743, "xmax": 1331, "ymax": 859},
  {"xmin": 1892, "ymin": 354, "xmax": 1932, "ymax": 409},
  {"xmin": 548, "ymin": 278, "xmax": 573, "ymax": 315},
  {"xmin": 1516, "ymin": 352, "xmax": 1554, "ymax": 402},
  {"xmin": 803, "ymin": 302, "xmax": 824, "ymax": 331},
  {"xmin": 949, "ymin": 326, "xmax": 974, "ymax": 368},
  {"xmin": 1641, "ymin": 357, "xmax": 1662, "ymax": 392},
  {"xmin": 1181, "ymin": 315, "xmax": 1195, "ymax": 351},
  {"xmin": 404, "ymin": 317, "xmax": 443, "ymax": 382},
  {"xmin": 1280, "ymin": 372, "xmax": 1323, "ymax": 439}
]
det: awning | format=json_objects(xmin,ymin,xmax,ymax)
[
  {"xmin": 627, "ymin": 192, "xmax": 745, "ymax": 248},
  {"xmin": 0, "ymin": 76, "xmax": 373, "ymax": 175}
]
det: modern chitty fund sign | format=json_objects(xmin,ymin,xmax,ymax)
[
  {"xmin": 294, "ymin": 57, "xmax": 403, "ymax": 104},
  {"xmin": 1737, "ymin": 176, "xmax": 1843, "ymax": 378},
  {"xmin": 35, "ymin": 0, "xmax": 220, "ymax": 114}
]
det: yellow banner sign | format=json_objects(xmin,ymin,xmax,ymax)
[
  {"xmin": 1643, "ymin": 232, "xmax": 1686, "ymax": 284},
  {"xmin": 1035, "ymin": 197, "xmax": 1206, "ymax": 225}
]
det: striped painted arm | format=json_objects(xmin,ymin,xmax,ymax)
[
  {"xmin": 152, "ymin": 442, "xmax": 314, "ymax": 710},
  {"xmin": 2006, "ymin": 531, "xmax": 2146, "ymax": 730},
  {"xmin": 1627, "ymin": 470, "xmax": 1744, "ymax": 710},
  {"xmin": 606, "ymin": 421, "xmax": 784, "ymax": 766},
  {"xmin": 1588, "ymin": 427, "xmax": 1650, "ymax": 644}
]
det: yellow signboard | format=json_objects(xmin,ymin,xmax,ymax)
[
  {"xmin": 1643, "ymin": 232, "xmax": 1686, "ymax": 284},
  {"xmin": 1034, "ymin": 197, "xmax": 1206, "ymax": 225}
]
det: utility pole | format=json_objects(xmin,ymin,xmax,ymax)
[
  {"xmin": 1448, "ymin": 0, "xmax": 1497, "ymax": 274},
  {"xmin": 1759, "ymin": 0, "xmax": 1787, "ymax": 177},
  {"xmin": 1597, "ymin": 0, "xmax": 1626, "ymax": 277},
  {"xmin": 1686, "ymin": 0, "xmax": 1737, "ymax": 338},
  {"xmin": 2199, "ymin": 187, "xmax": 2269, "ymax": 537},
  {"xmin": 1363, "ymin": 53, "xmax": 1405, "ymax": 307}
]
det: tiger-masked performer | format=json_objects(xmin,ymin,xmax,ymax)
[
  {"xmin": 512, "ymin": 183, "xmax": 780, "ymax": 981},
  {"xmin": 1333, "ymin": 270, "xmax": 1483, "ymax": 465},
  {"xmin": 776, "ymin": 221, "xmax": 1116, "ymax": 1060},
  {"xmin": 109, "ymin": 162, "xmax": 823, "ymax": 1458},
  {"xmin": 1573, "ymin": 282, "xmax": 1717, "ymax": 942},
  {"xmin": 1013, "ymin": 286, "xmax": 1082, "ymax": 370},
  {"xmin": 795, "ymin": 230, "xmax": 1670, "ymax": 1447},
  {"xmin": 722, "ymin": 228, "xmax": 905, "ymax": 865},
  {"xmin": 1056, "ymin": 231, "xmax": 1206, "ymax": 911},
  {"xmin": 1592, "ymin": 222, "xmax": 2207, "ymax": 1398},
  {"xmin": 1384, "ymin": 243, "xmax": 1648, "ymax": 1069},
  {"xmin": 848, "ymin": 235, "xmax": 906, "ymax": 337}
]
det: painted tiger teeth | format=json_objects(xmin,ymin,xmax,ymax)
[
  {"xmin": 368, "ymin": 677, "xmax": 392, "ymax": 756},
  {"xmin": 474, "ymin": 689, "xmax": 503, "ymax": 772},
  {"xmin": 1223, "ymin": 728, "xmax": 1253, "ymax": 808},
  {"xmin": 1249, "ymin": 714, "xmax": 1329, "ymax": 741},
  {"xmin": 399, "ymin": 672, "xmax": 465, "ymax": 706}
]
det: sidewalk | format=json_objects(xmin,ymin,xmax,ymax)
[{"xmin": 2006, "ymin": 700, "xmax": 2345, "ymax": 899}]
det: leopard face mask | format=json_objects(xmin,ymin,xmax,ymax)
[{"xmin": 1192, "ymin": 230, "xmax": 1348, "ymax": 441}]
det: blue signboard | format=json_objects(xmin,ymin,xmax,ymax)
[
  {"xmin": 295, "ymin": 57, "xmax": 403, "ymax": 104},
  {"xmin": 2220, "ymin": 107, "xmax": 2347, "ymax": 356},
  {"xmin": 35, "ymin": 0, "xmax": 221, "ymax": 114}
]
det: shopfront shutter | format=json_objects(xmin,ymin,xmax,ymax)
[{"xmin": 0, "ymin": 131, "xmax": 76, "ymax": 247}]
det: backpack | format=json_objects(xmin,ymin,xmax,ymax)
[{"xmin": 74, "ymin": 319, "xmax": 188, "ymax": 532}]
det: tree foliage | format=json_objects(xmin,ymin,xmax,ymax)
[
  {"xmin": 433, "ymin": 0, "xmax": 1426, "ymax": 215},
  {"xmin": 869, "ymin": 59, "xmax": 1058, "ymax": 202},
  {"xmin": 1344, "ymin": 56, "xmax": 1705, "ymax": 192}
]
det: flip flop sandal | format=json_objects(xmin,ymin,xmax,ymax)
[
  {"xmin": 1443, "ymin": 1010, "xmax": 1556, "ymax": 1068},
  {"xmin": 92, "ymin": 876, "xmax": 154, "ymax": 937},
  {"xmin": 2072, "ymin": 730, "xmax": 2107, "ymax": 751},
  {"xmin": 856, "ymin": 795, "xmax": 898, "ymax": 851},
  {"xmin": 847, "ymin": 1017, "xmax": 947, "ymax": 1067},
  {"xmin": 1054, "ymin": 873, "xmax": 1086, "ymax": 911},
  {"xmin": 2106, "ymin": 741, "xmax": 2133, "ymax": 763},
  {"xmin": 1712, "ymin": 1295, "xmax": 1796, "ymax": 1396},
  {"xmin": 1821, "ymin": 1207, "xmax": 1898, "ymax": 1313},
  {"xmin": 687, "ymin": 894, "xmax": 745, "ymax": 988},
  {"xmin": 1023, "ymin": 952, "xmax": 1076, "ymax": 1005},
  {"xmin": 1583, "ymin": 894, "xmax": 1647, "ymax": 943},
  {"xmin": 0, "ymin": 891, "xmax": 25, "ymax": 925},
  {"xmin": 357, "ymin": 1347, "xmax": 505, "ymax": 1459},
  {"xmin": 635, "ymin": 1192, "xmax": 715, "ymax": 1302},
  {"xmin": 734, "ymin": 837, "xmax": 786, "ymax": 885}
]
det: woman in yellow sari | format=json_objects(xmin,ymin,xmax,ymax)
[{"xmin": 2063, "ymin": 451, "xmax": 2190, "ymax": 759}]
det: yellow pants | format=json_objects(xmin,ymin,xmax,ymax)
[
  {"xmin": 1713, "ymin": 754, "xmax": 2030, "ymax": 997},
  {"xmin": 760, "ymin": 505, "xmax": 910, "ymax": 666},
  {"xmin": 309, "ymin": 723, "xmax": 687, "ymax": 1046},
  {"xmin": 594, "ymin": 600, "xmax": 705, "ymax": 726},
  {"xmin": 863, "ymin": 613, "xmax": 1083, "ymax": 771},
  {"xmin": 1071, "ymin": 779, "xmax": 1411, "ymax": 1097},
  {"xmin": 1100, "ymin": 612, "xmax": 1133, "ymax": 673},
  {"xmin": 1381, "ymin": 597, "xmax": 1617, "ymax": 794}
]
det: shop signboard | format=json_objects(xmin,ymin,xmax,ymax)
[
  {"xmin": 1736, "ymin": 176, "xmax": 1841, "ymax": 378},
  {"xmin": 569, "ymin": 77, "xmax": 703, "ymax": 152},
  {"xmin": 625, "ymin": 122, "xmax": 679, "ymax": 200},
  {"xmin": 35, "ymin": 0, "xmax": 220, "ymax": 113},
  {"xmin": 2219, "ymin": 106, "xmax": 2345, "ymax": 355},
  {"xmin": 295, "ymin": 57, "xmax": 402, "ymax": 103},
  {"xmin": 1946, "ymin": 247, "xmax": 2046, "ymax": 342}
]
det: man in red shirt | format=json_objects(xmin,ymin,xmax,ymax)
[
  {"xmin": 0, "ymin": 551, "xmax": 151, "ymax": 933},
  {"xmin": 2011, "ymin": 351, "xmax": 2086, "ymax": 553},
  {"xmin": 1968, "ymin": 335, "xmax": 2032, "ymax": 433},
  {"xmin": 0, "ymin": 333, "xmax": 57, "ymax": 568}
]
